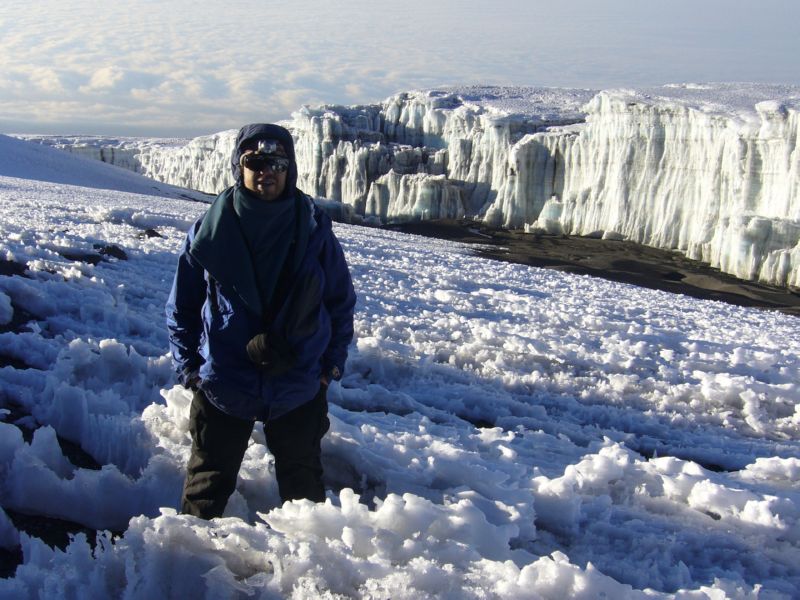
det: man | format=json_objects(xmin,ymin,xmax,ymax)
[{"xmin": 166, "ymin": 123, "xmax": 356, "ymax": 519}]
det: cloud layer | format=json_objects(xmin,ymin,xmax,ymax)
[{"xmin": 1, "ymin": 0, "xmax": 799, "ymax": 137}]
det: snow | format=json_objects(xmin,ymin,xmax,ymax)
[
  {"xmin": 0, "ymin": 133, "xmax": 799, "ymax": 598},
  {"xmin": 17, "ymin": 83, "xmax": 800, "ymax": 289}
]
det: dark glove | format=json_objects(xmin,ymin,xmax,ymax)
[
  {"xmin": 246, "ymin": 332, "xmax": 296, "ymax": 376},
  {"xmin": 180, "ymin": 368, "xmax": 201, "ymax": 391}
]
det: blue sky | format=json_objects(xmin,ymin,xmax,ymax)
[{"xmin": 1, "ymin": 0, "xmax": 798, "ymax": 137}]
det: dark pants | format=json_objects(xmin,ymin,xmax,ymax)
[{"xmin": 181, "ymin": 386, "xmax": 330, "ymax": 519}]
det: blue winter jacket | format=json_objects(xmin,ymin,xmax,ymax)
[{"xmin": 166, "ymin": 189, "xmax": 356, "ymax": 421}]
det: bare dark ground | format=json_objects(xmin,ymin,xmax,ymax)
[{"xmin": 386, "ymin": 219, "xmax": 800, "ymax": 318}]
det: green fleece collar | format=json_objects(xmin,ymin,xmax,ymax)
[
  {"xmin": 189, "ymin": 188, "xmax": 263, "ymax": 316},
  {"xmin": 188, "ymin": 187, "xmax": 316, "ymax": 318}
]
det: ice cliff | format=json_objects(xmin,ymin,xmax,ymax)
[
  {"xmin": 515, "ymin": 85, "xmax": 800, "ymax": 289},
  {"xmin": 17, "ymin": 84, "xmax": 800, "ymax": 288}
]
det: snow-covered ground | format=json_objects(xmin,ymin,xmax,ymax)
[{"xmin": 0, "ymin": 135, "xmax": 799, "ymax": 598}]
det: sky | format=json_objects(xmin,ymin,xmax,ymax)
[
  {"xmin": 0, "ymin": 134, "xmax": 798, "ymax": 597},
  {"xmin": 1, "ymin": 0, "xmax": 800, "ymax": 137}
]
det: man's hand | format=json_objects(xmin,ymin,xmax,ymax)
[{"xmin": 180, "ymin": 368, "xmax": 201, "ymax": 391}]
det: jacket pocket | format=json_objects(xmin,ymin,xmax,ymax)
[{"xmin": 285, "ymin": 273, "xmax": 323, "ymax": 339}]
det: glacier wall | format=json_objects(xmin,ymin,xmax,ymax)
[
  {"xmin": 135, "ymin": 131, "xmax": 237, "ymax": 193},
  {"xmin": 12, "ymin": 136, "xmax": 147, "ymax": 174},
  {"xmin": 290, "ymin": 90, "xmax": 591, "ymax": 223},
  {"xmin": 15, "ymin": 85, "xmax": 800, "ymax": 288},
  {"xmin": 516, "ymin": 92, "xmax": 800, "ymax": 287},
  {"xmin": 17, "ymin": 133, "xmax": 239, "ymax": 194},
  {"xmin": 290, "ymin": 87, "xmax": 800, "ymax": 288}
]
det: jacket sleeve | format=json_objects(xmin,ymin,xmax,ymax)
[
  {"xmin": 165, "ymin": 222, "xmax": 206, "ymax": 382},
  {"xmin": 319, "ymin": 225, "xmax": 356, "ymax": 380}
]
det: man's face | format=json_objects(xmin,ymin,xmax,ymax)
[{"xmin": 240, "ymin": 142, "xmax": 289, "ymax": 202}]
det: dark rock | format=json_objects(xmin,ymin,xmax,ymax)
[
  {"xmin": 0, "ymin": 259, "xmax": 27, "ymax": 278},
  {"xmin": 0, "ymin": 547, "xmax": 22, "ymax": 579},
  {"xmin": 0, "ymin": 302, "xmax": 39, "ymax": 336},
  {"xmin": 0, "ymin": 354, "xmax": 33, "ymax": 370},
  {"xmin": 60, "ymin": 251, "xmax": 102, "ymax": 265},
  {"xmin": 94, "ymin": 244, "xmax": 127, "ymax": 261}
]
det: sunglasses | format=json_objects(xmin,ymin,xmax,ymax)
[{"xmin": 241, "ymin": 153, "xmax": 291, "ymax": 173}]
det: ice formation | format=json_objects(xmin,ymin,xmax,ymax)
[{"xmin": 17, "ymin": 84, "xmax": 800, "ymax": 288}]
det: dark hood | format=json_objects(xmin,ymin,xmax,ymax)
[{"xmin": 231, "ymin": 123, "xmax": 298, "ymax": 197}]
